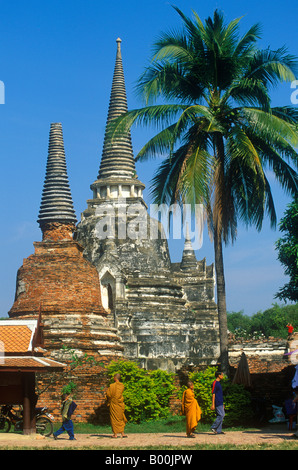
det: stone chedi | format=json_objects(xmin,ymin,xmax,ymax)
[
  {"xmin": 9, "ymin": 123, "xmax": 123, "ymax": 363},
  {"xmin": 76, "ymin": 39, "xmax": 220, "ymax": 371}
]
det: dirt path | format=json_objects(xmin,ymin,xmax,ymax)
[{"xmin": 0, "ymin": 426, "xmax": 297, "ymax": 449}]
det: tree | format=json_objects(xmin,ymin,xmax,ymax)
[
  {"xmin": 227, "ymin": 304, "xmax": 297, "ymax": 339},
  {"xmin": 110, "ymin": 7, "xmax": 298, "ymax": 373},
  {"xmin": 275, "ymin": 196, "xmax": 298, "ymax": 302}
]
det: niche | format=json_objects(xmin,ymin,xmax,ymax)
[{"xmin": 101, "ymin": 271, "xmax": 116, "ymax": 312}]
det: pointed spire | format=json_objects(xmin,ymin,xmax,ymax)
[
  {"xmin": 98, "ymin": 38, "xmax": 136, "ymax": 180},
  {"xmin": 180, "ymin": 223, "xmax": 197, "ymax": 271},
  {"xmin": 37, "ymin": 123, "xmax": 77, "ymax": 231}
]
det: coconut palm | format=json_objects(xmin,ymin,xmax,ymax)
[{"xmin": 109, "ymin": 7, "xmax": 298, "ymax": 373}]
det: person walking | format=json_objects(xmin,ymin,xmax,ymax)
[
  {"xmin": 53, "ymin": 392, "xmax": 77, "ymax": 440},
  {"xmin": 287, "ymin": 323, "xmax": 294, "ymax": 340},
  {"xmin": 181, "ymin": 381, "xmax": 202, "ymax": 438},
  {"xmin": 211, "ymin": 371, "xmax": 225, "ymax": 435},
  {"xmin": 106, "ymin": 373, "xmax": 127, "ymax": 438}
]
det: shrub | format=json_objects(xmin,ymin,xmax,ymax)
[
  {"xmin": 222, "ymin": 383, "xmax": 254, "ymax": 426},
  {"xmin": 106, "ymin": 361, "xmax": 254, "ymax": 426},
  {"xmin": 106, "ymin": 360, "xmax": 175, "ymax": 423},
  {"xmin": 189, "ymin": 366, "xmax": 218, "ymax": 423},
  {"xmin": 181, "ymin": 366, "xmax": 254, "ymax": 426}
]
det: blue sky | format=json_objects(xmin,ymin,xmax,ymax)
[{"xmin": 0, "ymin": 0, "xmax": 297, "ymax": 317}]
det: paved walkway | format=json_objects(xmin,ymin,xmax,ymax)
[{"xmin": 0, "ymin": 426, "xmax": 297, "ymax": 449}]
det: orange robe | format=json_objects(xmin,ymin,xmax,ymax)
[
  {"xmin": 181, "ymin": 388, "xmax": 202, "ymax": 435},
  {"xmin": 106, "ymin": 382, "xmax": 127, "ymax": 433}
]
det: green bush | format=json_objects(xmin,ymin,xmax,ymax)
[
  {"xmin": 106, "ymin": 361, "xmax": 254, "ymax": 426},
  {"xmin": 180, "ymin": 366, "xmax": 254, "ymax": 426},
  {"xmin": 222, "ymin": 383, "xmax": 254, "ymax": 426},
  {"xmin": 106, "ymin": 360, "xmax": 176, "ymax": 423}
]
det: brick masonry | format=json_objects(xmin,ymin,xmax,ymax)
[{"xmin": 8, "ymin": 226, "xmax": 124, "ymax": 422}]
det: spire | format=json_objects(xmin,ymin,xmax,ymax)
[
  {"xmin": 98, "ymin": 38, "xmax": 136, "ymax": 180},
  {"xmin": 180, "ymin": 223, "xmax": 197, "ymax": 271},
  {"xmin": 37, "ymin": 123, "xmax": 77, "ymax": 232}
]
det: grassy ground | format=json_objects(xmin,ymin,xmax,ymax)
[
  {"xmin": 64, "ymin": 414, "xmax": 188, "ymax": 434},
  {"xmin": 1, "ymin": 442, "xmax": 297, "ymax": 450}
]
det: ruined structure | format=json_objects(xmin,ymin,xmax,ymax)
[
  {"xmin": 7, "ymin": 40, "xmax": 220, "ymax": 422},
  {"xmin": 9, "ymin": 123, "xmax": 123, "ymax": 363},
  {"xmin": 76, "ymin": 38, "xmax": 220, "ymax": 371}
]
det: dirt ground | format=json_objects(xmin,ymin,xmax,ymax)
[{"xmin": 0, "ymin": 425, "xmax": 297, "ymax": 449}]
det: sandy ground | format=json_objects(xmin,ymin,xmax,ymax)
[{"xmin": 0, "ymin": 426, "xmax": 297, "ymax": 449}]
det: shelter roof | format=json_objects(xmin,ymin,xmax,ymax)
[
  {"xmin": 0, "ymin": 320, "xmax": 39, "ymax": 353},
  {"xmin": 0, "ymin": 319, "xmax": 65, "ymax": 372},
  {"xmin": 0, "ymin": 356, "xmax": 65, "ymax": 372}
]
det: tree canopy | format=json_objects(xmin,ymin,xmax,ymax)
[{"xmin": 275, "ymin": 197, "xmax": 298, "ymax": 302}]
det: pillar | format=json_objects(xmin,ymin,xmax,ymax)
[{"xmin": 22, "ymin": 373, "xmax": 37, "ymax": 435}]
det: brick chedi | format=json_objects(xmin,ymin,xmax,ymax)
[
  {"xmin": 76, "ymin": 39, "xmax": 220, "ymax": 371},
  {"xmin": 9, "ymin": 123, "xmax": 123, "ymax": 363}
]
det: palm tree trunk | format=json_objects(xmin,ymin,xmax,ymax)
[
  {"xmin": 213, "ymin": 226, "xmax": 229, "ymax": 375},
  {"xmin": 213, "ymin": 132, "xmax": 229, "ymax": 375}
]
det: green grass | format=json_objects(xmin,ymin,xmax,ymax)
[
  {"xmin": 64, "ymin": 414, "xmax": 188, "ymax": 434},
  {"xmin": 1, "ymin": 442, "xmax": 298, "ymax": 450}
]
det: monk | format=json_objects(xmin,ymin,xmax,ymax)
[
  {"xmin": 181, "ymin": 381, "xmax": 202, "ymax": 438},
  {"xmin": 106, "ymin": 373, "xmax": 127, "ymax": 438}
]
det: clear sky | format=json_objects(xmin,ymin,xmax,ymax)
[{"xmin": 0, "ymin": 0, "xmax": 297, "ymax": 317}]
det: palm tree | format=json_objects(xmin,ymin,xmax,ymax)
[{"xmin": 110, "ymin": 7, "xmax": 298, "ymax": 373}]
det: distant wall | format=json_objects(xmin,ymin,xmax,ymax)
[{"xmin": 229, "ymin": 333, "xmax": 297, "ymax": 413}]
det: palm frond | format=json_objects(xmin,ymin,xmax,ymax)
[
  {"xmin": 226, "ymin": 77, "xmax": 271, "ymax": 110},
  {"xmin": 245, "ymin": 46, "xmax": 298, "ymax": 87},
  {"xmin": 107, "ymin": 104, "xmax": 188, "ymax": 139},
  {"xmin": 241, "ymin": 107, "xmax": 298, "ymax": 148},
  {"xmin": 234, "ymin": 23, "xmax": 262, "ymax": 56}
]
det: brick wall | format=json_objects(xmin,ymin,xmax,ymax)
[{"xmin": 36, "ymin": 362, "xmax": 112, "ymax": 424}]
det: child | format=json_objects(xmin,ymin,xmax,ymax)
[{"xmin": 53, "ymin": 393, "xmax": 77, "ymax": 440}]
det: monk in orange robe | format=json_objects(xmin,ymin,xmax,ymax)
[
  {"xmin": 181, "ymin": 381, "xmax": 202, "ymax": 438},
  {"xmin": 106, "ymin": 373, "xmax": 127, "ymax": 438}
]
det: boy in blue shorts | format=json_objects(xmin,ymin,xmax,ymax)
[{"xmin": 53, "ymin": 393, "xmax": 77, "ymax": 440}]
